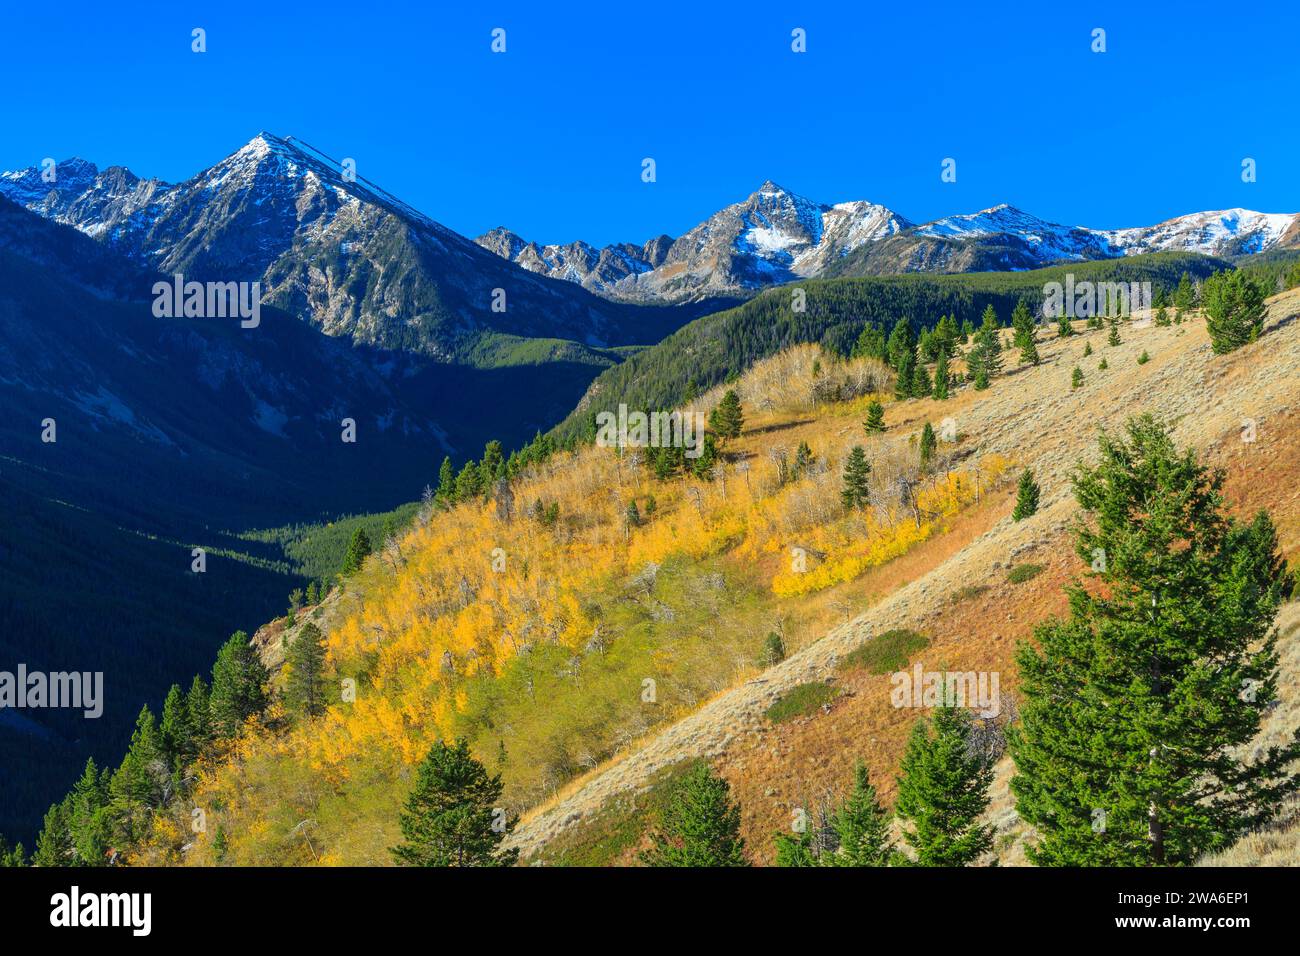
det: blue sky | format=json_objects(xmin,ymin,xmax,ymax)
[{"xmin": 2, "ymin": 0, "xmax": 1297, "ymax": 246}]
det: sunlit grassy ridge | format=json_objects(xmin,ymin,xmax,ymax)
[{"xmin": 137, "ymin": 344, "xmax": 1011, "ymax": 865}]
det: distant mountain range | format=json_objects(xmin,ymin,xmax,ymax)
[
  {"xmin": 477, "ymin": 182, "xmax": 1300, "ymax": 303},
  {"xmin": 0, "ymin": 133, "xmax": 692, "ymax": 359}
]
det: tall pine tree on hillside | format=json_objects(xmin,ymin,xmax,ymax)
[
  {"xmin": 1012, "ymin": 469, "xmax": 1040, "ymax": 521},
  {"xmin": 209, "ymin": 631, "xmax": 269, "ymax": 737},
  {"xmin": 841, "ymin": 445, "xmax": 872, "ymax": 511},
  {"xmin": 710, "ymin": 389, "xmax": 745, "ymax": 440},
  {"xmin": 391, "ymin": 738, "xmax": 518, "ymax": 867},
  {"xmin": 828, "ymin": 762, "xmax": 895, "ymax": 867},
  {"xmin": 287, "ymin": 622, "xmax": 329, "ymax": 718},
  {"xmin": 1202, "ymin": 269, "xmax": 1268, "ymax": 354},
  {"xmin": 642, "ymin": 762, "xmax": 747, "ymax": 867},
  {"xmin": 895, "ymin": 707, "xmax": 993, "ymax": 866},
  {"xmin": 342, "ymin": 527, "xmax": 373, "ymax": 575},
  {"xmin": 864, "ymin": 400, "xmax": 886, "ymax": 434},
  {"xmin": 932, "ymin": 352, "xmax": 949, "ymax": 400},
  {"xmin": 1009, "ymin": 416, "xmax": 1300, "ymax": 865}
]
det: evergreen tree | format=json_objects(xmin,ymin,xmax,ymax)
[
  {"xmin": 1011, "ymin": 468, "xmax": 1040, "ymax": 521},
  {"xmin": 1154, "ymin": 305, "xmax": 1171, "ymax": 327},
  {"xmin": 841, "ymin": 445, "xmax": 872, "ymax": 511},
  {"xmin": 1083, "ymin": 341, "xmax": 1093, "ymax": 357},
  {"xmin": 68, "ymin": 757, "xmax": 111, "ymax": 865},
  {"xmin": 1019, "ymin": 335, "xmax": 1040, "ymax": 366},
  {"xmin": 108, "ymin": 706, "xmax": 165, "ymax": 846},
  {"xmin": 911, "ymin": 359, "xmax": 932, "ymax": 398},
  {"xmin": 1009, "ymin": 416, "xmax": 1300, "ymax": 865},
  {"xmin": 391, "ymin": 738, "xmax": 518, "ymax": 867},
  {"xmin": 286, "ymin": 622, "xmax": 329, "ymax": 718},
  {"xmin": 159, "ymin": 683, "xmax": 190, "ymax": 771},
  {"xmin": 886, "ymin": 317, "xmax": 915, "ymax": 370},
  {"xmin": 792, "ymin": 441, "xmax": 814, "ymax": 478},
  {"xmin": 894, "ymin": 348, "xmax": 915, "ymax": 399},
  {"xmin": 1174, "ymin": 271, "xmax": 1195, "ymax": 311},
  {"xmin": 453, "ymin": 460, "xmax": 480, "ymax": 502},
  {"xmin": 934, "ymin": 313, "xmax": 959, "ymax": 357},
  {"xmin": 209, "ymin": 631, "xmax": 269, "ymax": 737},
  {"xmin": 305, "ymin": 580, "xmax": 320, "ymax": 605},
  {"xmin": 710, "ymin": 390, "xmax": 745, "ymax": 440},
  {"xmin": 960, "ymin": 318, "xmax": 974, "ymax": 343},
  {"xmin": 895, "ymin": 707, "xmax": 993, "ymax": 866},
  {"xmin": 1056, "ymin": 312, "xmax": 1074, "ymax": 338},
  {"xmin": 828, "ymin": 762, "xmax": 894, "ymax": 867},
  {"xmin": 1108, "ymin": 325, "xmax": 1121, "ymax": 347},
  {"xmin": 773, "ymin": 827, "xmax": 819, "ymax": 867},
  {"xmin": 969, "ymin": 322, "xmax": 1002, "ymax": 390},
  {"xmin": 932, "ymin": 352, "xmax": 950, "ymax": 400},
  {"xmin": 642, "ymin": 762, "xmax": 747, "ymax": 866},
  {"xmin": 691, "ymin": 433, "xmax": 719, "ymax": 480},
  {"xmin": 185, "ymin": 675, "xmax": 212, "ymax": 752},
  {"xmin": 1011, "ymin": 299, "xmax": 1035, "ymax": 350},
  {"xmin": 853, "ymin": 322, "xmax": 887, "ymax": 361},
  {"xmin": 1072, "ymin": 366, "xmax": 1084, "ymax": 389},
  {"xmin": 479, "ymin": 440, "xmax": 504, "ymax": 484},
  {"xmin": 1203, "ymin": 269, "xmax": 1268, "ymax": 354},
  {"xmin": 625, "ymin": 500, "xmax": 642, "ymax": 528},
  {"xmin": 0, "ymin": 835, "xmax": 25, "ymax": 867},
  {"xmin": 919, "ymin": 422, "xmax": 937, "ymax": 471},
  {"xmin": 435, "ymin": 456, "xmax": 455, "ymax": 501},
  {"xmin": 864, "ymin": 400, "xmax": 886, "ymax": 434},
  {"xmin": 341, "ymin": 527, "xmax": 372, "ymax": 575}
]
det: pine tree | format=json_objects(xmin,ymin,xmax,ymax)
[
  {"xmin": 969, "ymin": 322, "xmax": 1002, "ymax": 390},
  {"xmin": 828, "ymin": 762, "xmax": 895, "ymax": 867},
  {"xmin": 625, "ymin": 500, "xmax": 642, "ymax": 528},
  {"xmin": 1203, "ymin": 269, "xmax": 1267, "ymax": 354},
  {"xmin": 1056, "ymin": 313, "xmax": 1074, "ymax": 338},
  {"xmin": 435, "ymin": 456, "xmax": 455, "ymax": 501},
  {"xmin": 391, "ymin": 738, "xmax": 518, "ymax": 867},
  {"xmin": 1011, "ymin": 468, "xmax": 1040, "ymax": 521},
  {"xmin": 1174, "ymin": 271, "xmax": 1195, "ymax": 311},
  {"xmin": 894, "ymin": 348, "xmax": 915, "ymax": 399},
  {"xmin": 932, "ymin": 352, "xmax": 949, "ymax": 400},
  {"xmin": 911, "ymin": 359, "xmax": 932, "ymax": 398},
  {"xmin": 960, "ymin": 318, "xmax": 974, "ymax": 343},
  {"xmin": 108, "ymin": 706, "xmax": 165, "ymax": 846},
  {"xmin": 792, "ymin": 441, "xmax": 814, "ymax": 478},
  {"xmin": 1072, "ymin": 366, "xmax": 1084, "ymax": 389},
  {"xmin": 1009, "ymin": 416, "xmax": 1300, "ymax": 865},
  {"xmin": 886, "ymin": 317, "xmax": 915, "ymax": 370},
  {"xmin": 864, "ymin": 400, "xmax": 886, "ymax": 434},
  {"xmin": 1019, "ymin": 335, "xmax": 1040, "ymax": 366},
  {"xmin": 185, "ymin": 675, "xmax": 212, "ymax": 752},
  {"xmin": 342, "ymin": 527, "xmax": 372, "ymax": 575},
  {"xmin": 710, "ymin": 390, "xmax": 745, "ymax": 440},
  {"xmin": 287, "ymin": 622, "xmax": 329, "ymax": 718},
  {"xmin": 919, "ymin": 422, "xmax": 937, "ymax": 471},
  {"xmin": 841, "ymin": 445, "xmax": 872, "ymax": 511},
  {"xmin": 67, "ymin": 757, "xmax": 111, "ymax": 865},
  {"xmin": 642, "ymin": 762, "xmax": 747, "ymax": 866},
  {"xmin": 895, "ymin": 707, "xmax": 993, "ymax": 866},
  {"xmin": 690, "ymin": 433, "xmax": 719, "ymax": 480},
  {"xmin": 1154, "ymin": 305, "xmax": 1171, "ymax": 327},
  {"xmin": 453, "ymin": 460, "xmax": 480, "ymax": 501},
  {"xmin": 1083, "ymin": 341, "xmax": 1093, "ymax": 357},
  {"xmin": 1011, "ymin": 299, "xmax": 1035, "ymax": 350},
  {"xmin": 305, "ymin": 580, "xmax": 319, "ymax": 605},
  {"xmin": 159, "ymin": 683, "xmax": 190, "ymax": 771},
  {"xmin": 1108, "ymin": 325, "xmax": 1121, "ymax": 347},
  {"xmin": 853, "ymin": 322, "xmax": 887, "ymax": 361},
  {"xmin": 209, "ymin": 631, "xmax": 269, "ymax": 737}
]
